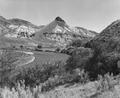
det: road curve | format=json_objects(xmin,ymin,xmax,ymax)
[{"xmin": 13, "ymin": 55, "xmax": 35, "ymax": 67}]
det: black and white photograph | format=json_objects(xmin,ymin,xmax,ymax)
[{"xmin": 0, "ymin": 0, "xmax": 120, "ymax": 98}]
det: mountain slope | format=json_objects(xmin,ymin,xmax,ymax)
[
  {"xmin": 34, "ymin": 16, "xmax": 97, "ymax": 47},
  {"xmin": 86, "ymin": 20, "xmax": 120, "ymax": 53}
]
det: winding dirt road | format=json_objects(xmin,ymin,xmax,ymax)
[{"xmin": 13, "ymin": 51, "xmax": 35, "ymax": 66}]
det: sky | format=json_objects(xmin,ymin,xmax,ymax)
[{"xmin": 0, "ymin": 0, "xmax": 120, "ymax": 32}]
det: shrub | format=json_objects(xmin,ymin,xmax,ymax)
[
  {"xmin": 69, "ymin": 39, "xmax": 89, "ymax": 48},
  {"xmin": 69, "ymin": 39, "xmax": 82, "ymax": 47},
  {"xmin": 37, "ymin": 45, "xmax": 42, "ymax": 49},
  {"xmin": 60, "ymin": 46, "xmax": 75, "ymax": 55},
  {"xmin": 55, "ymin": 47, "xmax": 60, "ymax": 52},
  {"xmin": 41, "ymin": 69, "xmax": 89, "ymax": 92}
]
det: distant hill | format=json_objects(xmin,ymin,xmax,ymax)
[{"xmin": 8, "ymin": 18, "xmax": 39, "ymax": 29}]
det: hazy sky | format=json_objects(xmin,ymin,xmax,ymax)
[{"xmin": 0, "ymin": 0, "xmax": 120, "ymax": 32}]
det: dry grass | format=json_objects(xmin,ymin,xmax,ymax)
[{"xmin": 1, "ymin": 74, "xmax": 120, "ymax": 98}]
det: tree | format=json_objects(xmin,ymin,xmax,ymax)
[
  {"xmin": 66, "ymin": 47, "xmax": 93, "ymax": 71},
  {"xmin": 20, "ymin": 45, "xmax": 23, "ymax": 49},
  {"xmin": 37, "ymin": 45, "xmax": 42, "ymax": 49},
  {"xmin": 55, "ymin": 47, "xmax": 60, "ymax": 52},
  {"xmin": 70, "ymin": 39, "xmax": 82, "ymax": 47}
]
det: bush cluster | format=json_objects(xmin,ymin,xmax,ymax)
[{"xmin": 13, "ymin": 61, "xmax": 88, "ymax": 92}]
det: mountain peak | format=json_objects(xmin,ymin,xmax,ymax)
[{"xmin": 55, "ymin": 16, "xmax": 65, "ymax": 23}]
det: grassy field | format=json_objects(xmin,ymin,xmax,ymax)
[
  {"xmin": 10, "ymin": 51, "xmax": 69, "ymax": 80},
  {"xmin": 0, "ymin": 50, "xmax": 69, "ymax": 68},
  {"xmin": 24, "ymin": 51, "xmax": 69, "ymax": 67}
]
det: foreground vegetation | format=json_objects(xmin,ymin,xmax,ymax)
[
  {"xmin": 0, "ymin": 50, "xmax": 88, "ymax": 89},
  {"xmin": 1, "ymin": 73, "xmax": 120, "ymax": 98}
]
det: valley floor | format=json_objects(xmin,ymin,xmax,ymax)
[{"xmin": 24, "ymin": 51, "xmax": 69, "ymax": 67}]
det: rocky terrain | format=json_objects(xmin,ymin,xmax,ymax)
[{"xmin": 0, "ymin": 16, "xmax": 97, "ymax": 51}]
